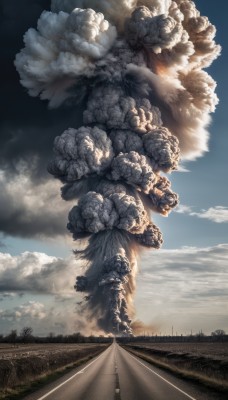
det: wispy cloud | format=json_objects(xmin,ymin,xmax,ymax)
[
  {"xmin": 136, "ymin": 244, "xmax": 228, "ymax": 334},
  {"xmin": 176, "ymin": 164, "xmax": 190, "ymax": 173},
  {"xmin": 175, "ymin": 204, "xmax": 193, "ymax": 214},
  {"xmin": 175, "ymin": 205, "xmax": 228, "ymax": 223},
  {"xmin": 191, "ymin": 206, "xmax": 228, "ymax": 223}
]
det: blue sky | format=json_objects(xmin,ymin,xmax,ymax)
[{"xmin": 0, "ymin": 0, "xmax": 227, "ymax": 336}]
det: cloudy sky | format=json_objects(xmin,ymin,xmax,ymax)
[{"xmin": 0, "ymin": 0, "xmax": 227, "ymax": 336}]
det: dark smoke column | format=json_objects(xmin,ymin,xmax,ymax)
[{"xmin": 15, "ymin": 0, "xmax": 220, "ymax": 335}]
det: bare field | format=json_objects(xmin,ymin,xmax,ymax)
[
  {"xmin": 0, "ymin": 343, "xmax": 98, "ymax": 360},
  {"xmin": 126, "ymin": 342, "xmax": 228, "ymax": 361}
]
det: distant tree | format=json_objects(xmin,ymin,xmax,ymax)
[
  {"xmin": 195, "ymin": 331, "xmax": 205, "ymax": 341},
  {"xmin": 55, "ymin": 334, "xmax": 64, "ymax": 343},
  {"xmin": 211, "ymin": 329, "xmax": 226, "ymax": 336},
  {"xmin": 48, "ymin": 332, "xmax": 55, "ymax": 342},
  {"xmin": 70, "ymin": 332, "xmax": 83, "ymax": 343},
  {"xmin": 20, "ymin": 327, "xmax": 33, "ymax": 343},
  {"xmin": 7, "ymin": 329, "xmax": 18, "ymax": 344}
]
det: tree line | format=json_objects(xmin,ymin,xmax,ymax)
[
  {"xmin": 0, "ymin": 328, "xmax": 227, "ymax": 344},
  {"xmin": 0, "ymin": 327, "xmax": 112, "ymax": 344}
]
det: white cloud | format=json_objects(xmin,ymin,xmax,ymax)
[
  {"xmin": 0, "ymin": 251, "xmax": 81, "ymax": 295},
  {"xmin": 175, "ymin": 204, "xmax": 193, "ymax": 214},
  {"xmin": 0, "ymin": 301, "xmax": 46, "ymax": 321},
  {"xmin": 191, "ymin": 206, "xmax": 228, "ymax": 223},
  {"xmin": 175, "ymin": 204, "xmax": 228, "ymax": 223},
  {"xmin": 0, "ymin": 296, "xmax": 100, "ymax": 336},
  {"xmin": 0, "ymin": 250, "xmax": 99, "ymax": 335}
]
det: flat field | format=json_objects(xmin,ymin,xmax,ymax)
[
  {"xmin": 0, "ymin": 343, "xmax": 101, "ymax": 360},
  {"xmin": 125, "ymin": 342, "xmax": 228, "ymax": 361}
]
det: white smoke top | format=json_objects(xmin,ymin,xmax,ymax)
[
  {"xmin": 15, "ymin": 0, "xmax": 220, "ymax": 335},
  {"xmin": 15, "ymin": 8, "xmax": 117, "ymax": 107},
  {"xmin": 15, "ymin": 0, "xmax": 221, "ymax": 158},
  {"xmin": 51, "ymin": 1, "xmax": 171, "ymax": 27},
  {"xmin": 51, "ymin": 0, "xmax": 138, "ymax": 28}
]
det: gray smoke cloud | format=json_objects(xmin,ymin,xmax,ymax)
[
  {"xmin": 147, "ymin": 175, "xmax": 179, "ymax": 216},
  {"xmin": 109, "ymin": 151, "xmax": 156, "ymax": 193},
  {"xmin": 15, "ymin": 0, "xmax": 220, "ymax": 335},
  {"xmin": 126, "ymin": 6, "xmax": 184, "ymax": 53},
  {"xmin": 48, "ymin": 126, "xmax": 114, "ymax": 181},
  {"xmin": 84, "ymin": 86, "xmax": 162, "ymax": 134},
  {"xmin": 67, "ymin": 189, "xmax": 150, "ymax": 237}
]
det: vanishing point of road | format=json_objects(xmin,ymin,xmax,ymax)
[{"xmin": 23, "ymin": 342, "xmax": 222, "ymax": 400}]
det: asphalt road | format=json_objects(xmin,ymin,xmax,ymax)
[{"xmin": 24, "ymin": 342, "xmax": 222, "ymax": 400}]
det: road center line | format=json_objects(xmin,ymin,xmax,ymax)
[
  {"xmin": 36, "ymin": 348, "xmax": 109, "ymax": 400},
  {"xmin": 125, "ymin": 350, "xmax": 197, "ymax": 400}
]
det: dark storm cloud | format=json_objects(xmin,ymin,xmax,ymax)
[
  {"xmin": 0, "ymin": 167, "xmax": 69, "ymax": 238},
  {"xmin": 0, "ymin": 0, "xmax": 81, "ymax": 238},
  {"xmin": 0, "ymin": 0, "xmax": 83, "ymax": 180}
]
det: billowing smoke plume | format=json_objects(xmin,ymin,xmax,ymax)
[
  {"xmin": 15, "ymin": 7, "xmax": 117, "ymax": 108},
  {"xmin": 15, "ymin": 0, "xmax": 220, "ymax": 335}
]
